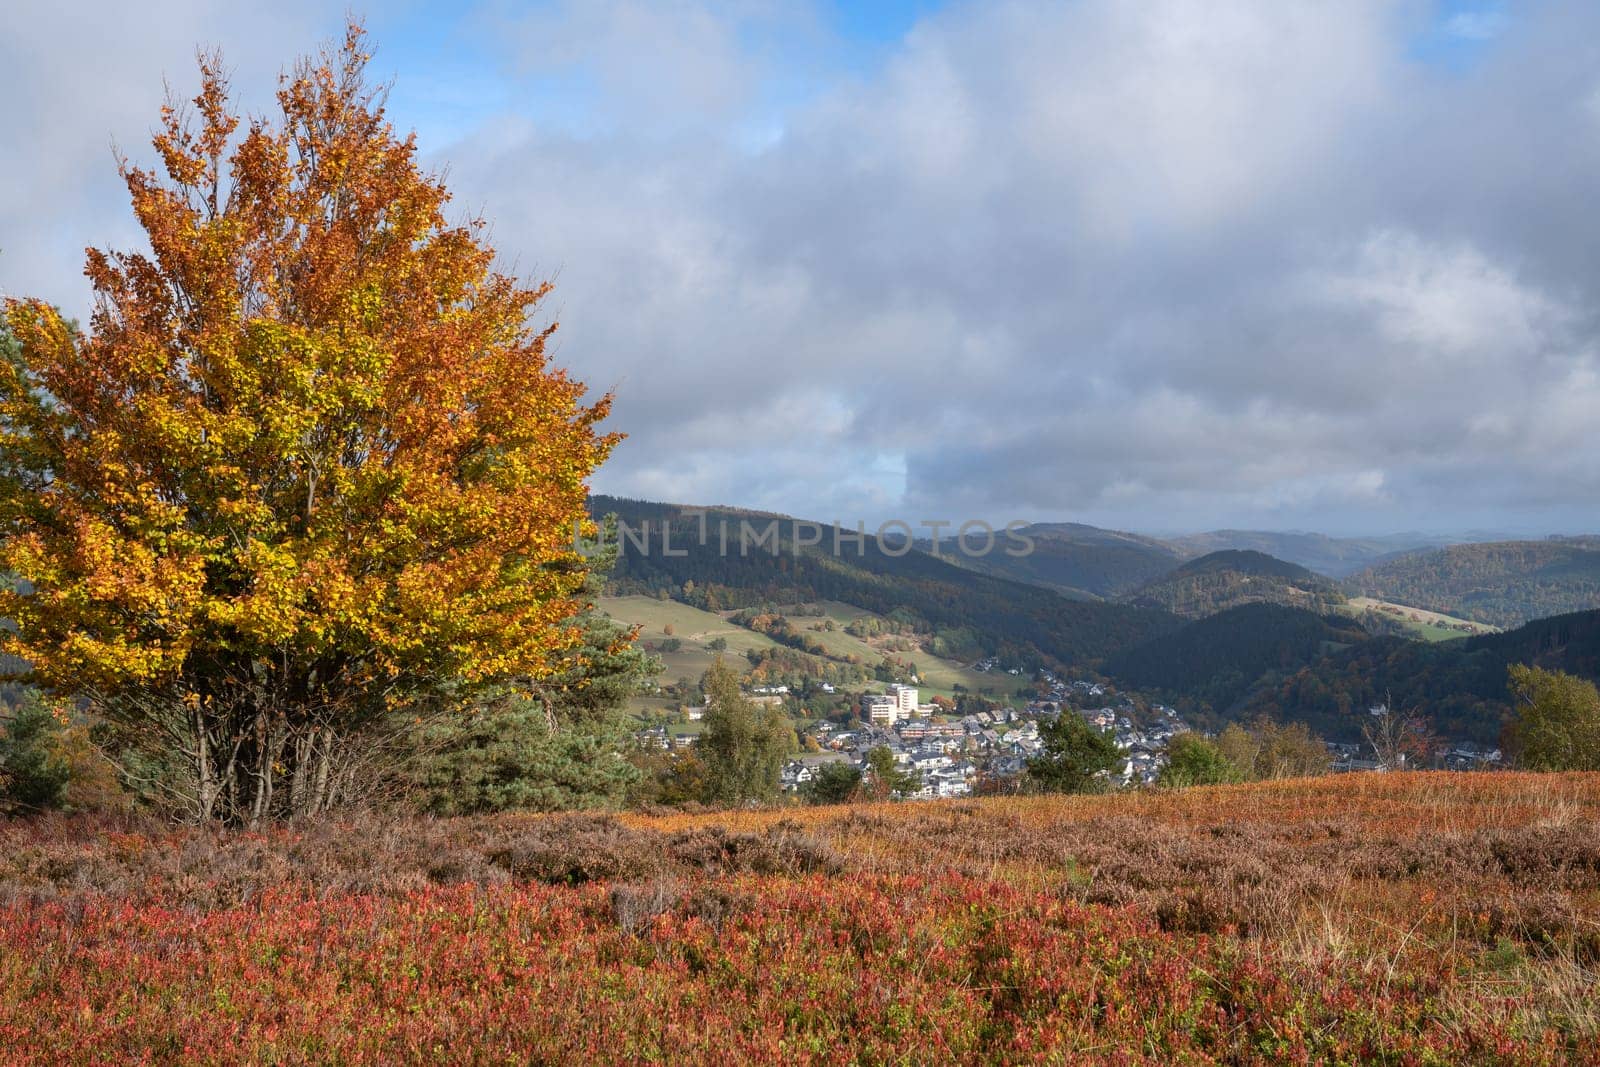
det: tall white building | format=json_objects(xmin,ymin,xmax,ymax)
[{"xmin": 888, "ymin": 683, "xmax": 919, "ymax": 716}]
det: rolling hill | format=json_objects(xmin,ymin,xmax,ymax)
[
  {"xmin": 923, "ymin": 522, "xmax": 1182, "ymax": 598},
  {"xmin": 1104, "ymin": 603, "xmax": 1370, "ymax": 720},
  {"xmin": 597, "ymin": 595, "xmax": 1024, "ymax": 707},
  {"xmin": 1344, "ymin": 597, "xmax": 1497, "ymax": 642},
  {"xmin": 930, "ymin": 524, "xmax": 1469, "ymax": 594},
  {"xmin": 1348, "ymin": 540, "xmax": 1600, "ymax": 628},
  {"xmin": 1235, "ymin": 608, "xmax": 1600, "ymax": 745},
  {"xmin": 588, "ymin": 497, "xmax": 1181, "ymax": 672},
  {"xmin": 1119, "ymin": 549, "xmax": 1348, "ymax": 618}
]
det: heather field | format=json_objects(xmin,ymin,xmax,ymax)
[{"xmin": 2, "ymin": 774, "xmax": 1598, "ymax": 1065}]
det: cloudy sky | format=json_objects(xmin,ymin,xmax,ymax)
[{"xmin": 3, "ymin": 0, "xmax": 1598, "ymax": 536}]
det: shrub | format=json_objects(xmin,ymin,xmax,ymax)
[{"xmin": 1158, "ymin": 732, "xmax": 1243, "ymax": 788}]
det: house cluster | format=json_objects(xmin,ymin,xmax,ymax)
[
  {"xmin": 641, "ymin": 668, "xmax": 1194, "ymax": 795},
  {"xmin": 1326, "ymin": 740, "xmax": 1507, "ymax": 772},
  {"xmin": 781, "ymin": 713, "xmax": 990, "ymax": 799},
  {"xmin": 971, "ymin": 657, "xmax": 1023, "ymax": 676},
  {"xmin": 781, "ymin": 678, "xmax": 1192, "ymax": 796},
  {"xmin": 635, "ymin": 723, "xmax": 698, "ymax": 751},
  {"xmin": 1440, "ymin": 743, "xmax": 1505, "ymax": 770}
]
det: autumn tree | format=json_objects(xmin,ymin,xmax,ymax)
[
  {"xmin": 1506, "ymin": 664, "xmax": 1600, "ymax": 771},
  {"xmin": 1362, "ymin": 701, "xmax": 1436, "ymax": 771},
  {"xmin": 0, "ymin": 28, "xmax": 617, "ymax": 825},
  {"xmin": 1215, "ymin": 718, "xmax": 1331, "ymax": 780}
]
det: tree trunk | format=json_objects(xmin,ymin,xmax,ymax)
[{"xmin": 194, "ymin": 705, "xmax": 219, "ymax": 822}]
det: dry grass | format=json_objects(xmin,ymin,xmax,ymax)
[{"xmin": 2, "ymin": 772, "xmax": 1598, "ymax": 1061}]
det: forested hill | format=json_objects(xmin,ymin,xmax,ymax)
[
  {"xmin": 1348, "ymin": 541, "xmax": 1600, "ymax": 628},
  {"xmin": 922, "ymin": 522, "xmax": 1182, "ymax": 599},
  {"xmin": 1103, "ymin": 604, "xmax": 1369, "ymax": 722},
  {"xmin": 587, "ymin": 497, "xmax": 1181, "ymax": 669},
  {"xmin": 1235, "ymin": 609, "xmax": 1600, "ymax": 745},
  {"xmin": 1119, "ymin": 550, "xmax": 1347, "ymax": 618}
]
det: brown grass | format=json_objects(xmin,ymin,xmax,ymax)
[{"xmin": 2, "ymin": 772, "xmax": 1597, "ymax": 1042}]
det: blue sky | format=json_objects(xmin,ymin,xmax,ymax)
[
  {"xmin": 4, "ymin": 0, "xmax": 1599, "ymax": 537},
  {"xmin": 366, "ymin": 1, "xmax": 1520, "ymax": 146}
]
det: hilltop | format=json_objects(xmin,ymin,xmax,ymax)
[
  {"xmin": 597, "ymin": 594, "xmax": 1030, "ymax": 713},
  {"xmin": 1163, "ymin": 529, "xmax": 1453, "ymax": 577},
  {"xmin": 1119, "ymin": 549, "xmax": 1347, "ymax": 618}
]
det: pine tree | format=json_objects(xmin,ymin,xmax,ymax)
[
  {"xmin": 406, "ymin": 523, "xmax": 659, "ymax": 813},
  {"xmin": 1027, "ymin": 711, "xmax": 1121, "ymax": 794}
]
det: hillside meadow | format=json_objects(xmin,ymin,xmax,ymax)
[
  {"xmin": 1346, "ymin": 597, "xmax": 1500, "ymax": 643},
  {"xmin": 599, "ymin": 595, "xmax": 1024, "ymax": 704},
  {"xmin": 1, "ymin": 773, "xmax": 1598, "ymax": 1064}
]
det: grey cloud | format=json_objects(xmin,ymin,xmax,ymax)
[{"xmin": 6, "ymin": 0, "xmax": 1600, "ymax": 535}]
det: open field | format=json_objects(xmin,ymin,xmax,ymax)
[
  {"xmin": 599, "ymin": 595, "xmax": 1027, "ymax": 703},
  {"xmin": 2, "ymin": 773, "xmax": 1598, "ymax": 1063},
  {"xmin": 597, "ymin": 595, "xmax": 790, "ymax": 688},
  {"xmin": 1346, "ymin": 596, "xmax": 1499, "ymax": 642}
]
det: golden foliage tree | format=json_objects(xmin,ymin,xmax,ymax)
[
  {"xmin": 0, "ymin": 28, "xmax": 617, "ymax": 824},
  {"xmin": 1507, "ymin": 664, "xmax": 1600, "ymax": 771}
]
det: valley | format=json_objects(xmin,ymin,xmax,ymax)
[{"xmin": 591, "ymin": 496, "xmax": 1600, "ymax": 749}]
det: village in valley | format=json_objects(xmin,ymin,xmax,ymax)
[
  {"xmin": 637, "ymin": 670, "xmax": 1194, "ymax": 799},
  {"xmin": 635, "ymin": 662, "xmax": 1509, "ymax": 800}
]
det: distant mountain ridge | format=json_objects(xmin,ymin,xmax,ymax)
[
  {"xmin": 1235, "ymin": 608, "xmax": 1600, "ymax": 745},
  {"xmin": 1105, "ymin": 603, "xmax": 1368, "ymax": 718},
  {"xmin": 1163, "ymin": 530, "xmax": 1457, "ymax": 578},
  {"xmin": 1349, "ymin": 541, "xmax": 1600, "ymax": 628},
  {"xmin": 928, "ymin": 523, "xmax": 1471, "ymax": 598},
  {"xmin": 1106, "ymin": 601, "xmax": 1600, "ymax": 745}
]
